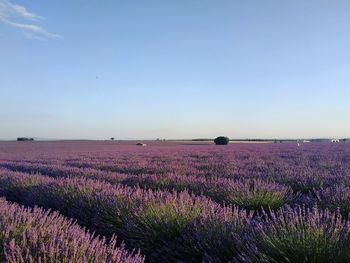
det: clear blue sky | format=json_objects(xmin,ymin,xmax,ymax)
[{"xmin": 1, "ymin": 0, "xmax": 349, "ymax": 140}]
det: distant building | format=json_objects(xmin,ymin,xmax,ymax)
[
  {"xmin": 303, "ymin": 140, "xmax": 311, "ymax": 143},
  {"xmin": 331, "ymin": 139, "xmax": 340, "ymax": 143}
]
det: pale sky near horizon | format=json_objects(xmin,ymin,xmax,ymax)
[{"xmin": 1, "ymin": 0, "xmax": 349, "ymax": 140}]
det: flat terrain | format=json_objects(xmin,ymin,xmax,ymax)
[{"xmin": 0, "ymin": 141, "xmax": 350, "ymax": 262}]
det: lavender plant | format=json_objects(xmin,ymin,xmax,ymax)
[
  {"xmin": 0, "ymin": 168, "xmax": 255, "ymax": 261},
  {"xmin": 0, "ymin": 198, "xmax": 143, "ymax": 263},
  {"xmin": 316, "ymin": 186, "xmax": 350, "ymax": 218},
  {"xmin": 254, "ymin": 206, "xmax": 350, "ymax": 263}
]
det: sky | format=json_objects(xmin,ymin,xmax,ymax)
[{"xmin": 1, "ymin": 0, "xmax": 349, "ymax": 140}]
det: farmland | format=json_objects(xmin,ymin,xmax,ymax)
[{"xmin": 0, "ymin": 141, "xmax": 350, "ymax": 262}]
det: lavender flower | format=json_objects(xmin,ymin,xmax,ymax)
[{"xmin": 0, "ymin": 198, "xmax": 144, "ymax": 263}]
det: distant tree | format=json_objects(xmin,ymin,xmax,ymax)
[
  {"xmin": 110, "ymin": 137, "xmax": 114, "ymax": 141},
  {"xmin": 17, "ymin": 137, "xmax": 34, "ymax": 141},
  {"xmin": 214, "ymin": 136, "xmax": 229, "ymax": 145}
]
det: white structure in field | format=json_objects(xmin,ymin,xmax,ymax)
[{"xmin": 331, "ymin": 139, "xmax": 340, "ymax": 143}]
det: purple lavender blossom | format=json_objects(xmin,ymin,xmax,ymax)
[{"xmin": 0, "ymin": 198, "xmax": 144, "ymax": 262}]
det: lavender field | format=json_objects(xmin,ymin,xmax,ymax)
[{"xmin": 0, "ymin": 141, "xmax": 350, "ymax": 262}]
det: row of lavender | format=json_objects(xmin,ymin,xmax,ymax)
[
  {"xmin": 0, "ymin": 168, "xmax": 252, "ymax": 262},
  {"xmin": 1, "ymin": 149, "xmax": 350, "ymax": 215},
  {"xmin": 0, "ymin": 197, "xmax": 143, "ymax": 262},
  {"xmin": 0, "ymin": 161, "xmax": 294, "ymax": 210},
  {"xmin": 1, "ymin": 168, "xmax": 350, "ymax": 262}
]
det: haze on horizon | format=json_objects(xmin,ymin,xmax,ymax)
[{"xmin": 1, "ymin": 0, "xmax": 349, "ymax": 140}]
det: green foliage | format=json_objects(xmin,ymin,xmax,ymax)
[
  {"xmin": 123, "ymin": 201, "xmax": 202, "ymax": 260},
  {"xmin": 229, "ymin": 189, "xmax": 287, "ymax": 210}
]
